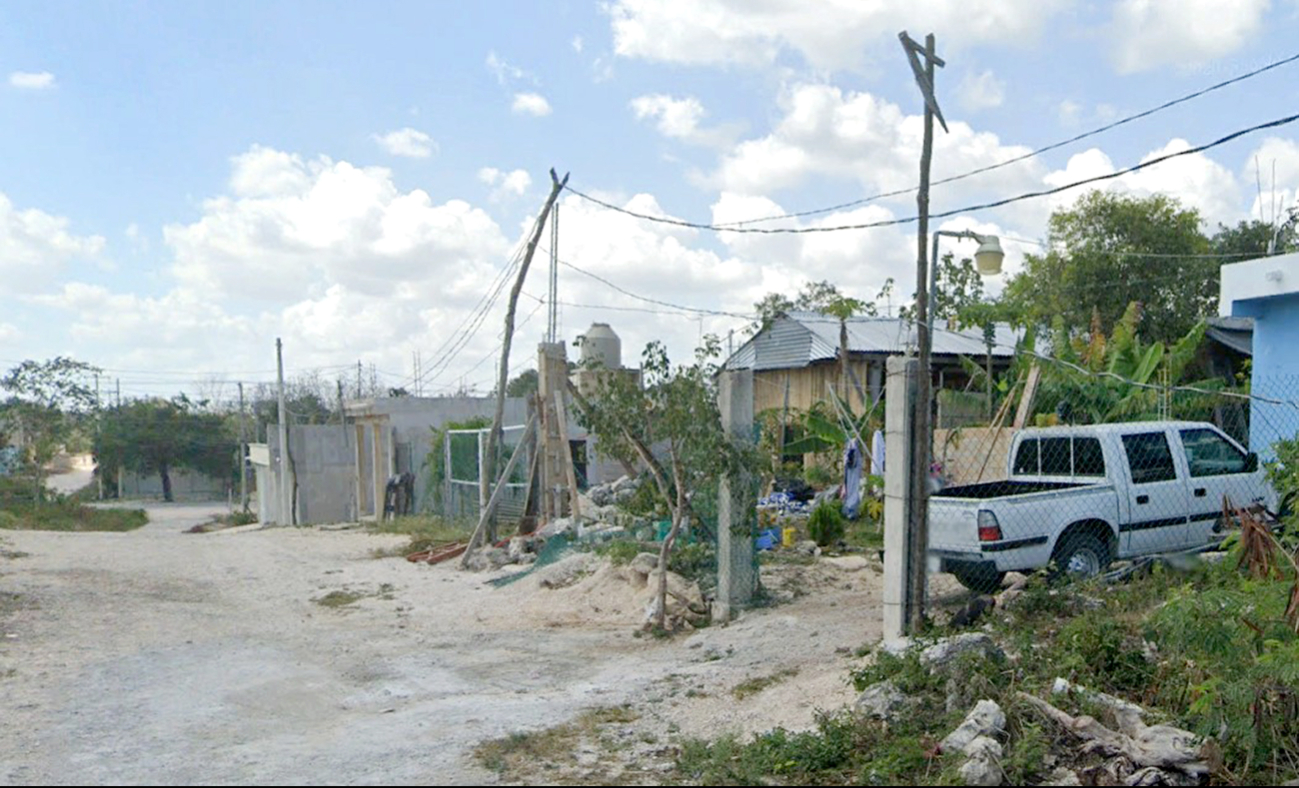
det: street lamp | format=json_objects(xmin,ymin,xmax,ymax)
[{"xmin": 926, "ymin": 230, "xmax": 1005, "ymax": 327}]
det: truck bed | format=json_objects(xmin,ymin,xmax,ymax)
[{"xmin": 935, "ymin": 480, "xmax": 1095, "ymax": 500}]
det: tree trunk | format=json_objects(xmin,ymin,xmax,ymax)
[
  {"xmin": 160, "ymin": 464, "xmax": 173, "ymax": 503},
  {"xmin": 654, "ymin": 453, "xmax": 689, "ymax": 631}
]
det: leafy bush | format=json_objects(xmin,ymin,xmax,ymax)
[{"xmin": 808, "ymin": 501, "xmax": 845, "ymax": 547}]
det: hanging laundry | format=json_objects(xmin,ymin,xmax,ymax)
[{"xmin": 842, "ymin": 437, "xmax": 863, "ymax": 519}]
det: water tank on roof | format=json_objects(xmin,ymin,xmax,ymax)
[{"xmin": 579, "ymin": 322, "xmax": 622, "ymax": 369}]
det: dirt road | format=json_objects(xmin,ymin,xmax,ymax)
[{"xmin": 0, "ymin": 504, "xmax": 883, "ymax": 785}]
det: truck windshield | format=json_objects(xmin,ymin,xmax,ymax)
[{"xmin": 1012, "ymin": 437, "xmax": 1105, "ymax": 477}]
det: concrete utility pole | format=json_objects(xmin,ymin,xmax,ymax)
[
  {"xmin": 238, "ymin": 382, "xmax": 247, "ymax": 513},
  {"xmin": 899, "ymin": 30, "xmax": 947, "ymax": 633},
  {"xmin": 276, "ymin": 339, "xmax": 291, "ymax": 526},
  {"xmin": 94, "ymin": 374, "xmax": 102, "ymax": 500}
]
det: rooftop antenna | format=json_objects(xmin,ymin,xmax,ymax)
[{"xmin": 1256, "ymin": 156, "xmax": 1265, "ymax": 224}]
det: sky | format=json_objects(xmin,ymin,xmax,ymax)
[{"xmin": 2, "ymin": 0, "xmax": 1299, "ymax": 404}]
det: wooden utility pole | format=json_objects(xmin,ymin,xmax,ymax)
[
  {"xmin": 238, "ymin": 381, "xmax": 248, "ymax": 513},
  {"xmin": 900, "ymin": 30, "xmax": 946, "ymax": 634},
  {"xmin": 94, "ymin": 374, "xmax": 102, "ymax": 500},
  {"xmin": 480, "ymin": 168, "xmax": 569, "ymax": 544}
]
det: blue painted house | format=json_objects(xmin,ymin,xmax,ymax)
[{"xmin": 1220, "ymin": 252, "xmax": 1299, "ymax": 458}]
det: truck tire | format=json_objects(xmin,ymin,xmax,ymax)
[
  {"xmin": 1049, "ymin": 532, "xmax": 1109, "ymax": 583},
  {"xmin": 952, "ymin": 564, "xmax": 1006, "ymax": 594}
]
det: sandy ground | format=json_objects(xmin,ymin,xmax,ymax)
[{"xmin": 0, "ymin": 500, "xmax": 885, "ymax": 786}]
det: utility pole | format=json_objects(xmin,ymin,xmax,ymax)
[
  {"xmin": 115, "ymin": 377, "xmax": 122, "ymax": 499},
  {"xmin": 276, "ymin": 339, "xmax": 291, "ymax": 525},
  {"xmin": 356, "ymin": 360, "xmax": 363, "ymax": 398},
  {"xmin": 899, "ymin": 30, "xmax": 947, "ymax": 634},
  {"xmin": 94, "ymin": 374, "xmax": 103, "ymax": 500},
  {"xmin": 479, "ymin": 168, "xmax": 569, "ymax": 549},
  {"xmin": 238, "ymin": 381, "xmax": 248, "ymax": 513}
]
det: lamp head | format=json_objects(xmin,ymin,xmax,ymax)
[{"xmin": 973, "ymin": 234, "xmax": 1004, "ymax": 275}]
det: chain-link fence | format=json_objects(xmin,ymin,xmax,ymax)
[
  {"xmin": 923, "ymin": 369, "xmax": 1296, "ymax": 614},
  {"xmin": 443, "ymin": 423, "xmax": 532, "ymax": 521}
]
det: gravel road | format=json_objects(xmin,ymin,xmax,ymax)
[{"xmin": 0, "ymin": 503, "xmax": 882, "ymax": 785}]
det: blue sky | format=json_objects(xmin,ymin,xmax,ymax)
[{"xmin": 2, "ymin": 0, "xmax": 1298, "ymax": 401}]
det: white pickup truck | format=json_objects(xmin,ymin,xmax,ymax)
[{"xmin": 930, "ymin": 421, "xmax": 1279, "ymax": 592}]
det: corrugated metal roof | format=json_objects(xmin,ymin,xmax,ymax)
[
  {"xmin": 725, "ymin": 312, "xmax": 1020, "ymax": 371},
  {"xmin": 1205, "ymin": 315, "xmax": 1253, "ymax": 356}
]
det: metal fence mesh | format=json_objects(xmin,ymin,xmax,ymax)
[
  {"xmin": 922, "ymin": 372, "xmax": 1296, "ymax": 618},
  {"xmin": 444, "ymin": 424, "xmax": 531, "ymax": 522}
]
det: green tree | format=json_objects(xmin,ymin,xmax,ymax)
[
  {"xmin": 1001, "ymin": 190, "xmax": 1215, "ymax": 344},
  {"xmin": 0, "ymin": 357, "xmax": 100, "ymax": 503},
  {"xmin": 96, "ymin": 396, "xmax": 235, "ymax": 502},
  {"xmin": 505, "ymin": 369, "xmax": 539, "ymax": 398},
  {"xmin": 1210, "ymin": 219, "xmax": 1283, "ymax": 259},
  {"xmin": 573, "ymin": 338, "xmax": 754, "ymax": 631}
]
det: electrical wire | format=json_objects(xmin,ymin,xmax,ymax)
[
  {"xmin": 565, "ymin": 112, "xmax": 1299, "ymax": 234},
  {"xmin": 700, "ymin": 50, "xmax": 1299, "ymax": 228}
]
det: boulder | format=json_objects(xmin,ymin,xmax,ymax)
[
  {"xmin": 854, "ymin": 680, "xmax": 908, "ymax": 720},
  {"xmin": 507, "ymin": 536, "xmax": 533, "ymax": 562},
  {"xmin": 958, "ymin": 735, "xmax": 1004, "ymax": 786},
  {"xmin": 940, "ymin": 699, "xmax": 1006, "ymax": 755},
  {"xmin": 920, "ymin": 633, "xmax": 1005, "ymax": 672},
  {"xmin": 536, "ymin": 553, "xmax": 598, "ymax": 589},
  {"xmin": 795, "ymin": 540, "xmax": 822, "ymax": 557},
  {"xmin": 824, "ymin": 555, "xmax": 870, "ymax": 572},
  {"xmin": 537, "ymin": 517, "xmax": 574, "ymax": 539},
  {"xmin": 1041, "ymin": 768, "xmax": 1082, "ymax": 787}
]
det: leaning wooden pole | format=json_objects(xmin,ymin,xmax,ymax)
[
  {"xmin": 480, "ymin": 169, "xmax": 569, "ymax": 543},
  {"xmin": 461, "ymin": 413, "xmax": 538, "ymax": 567}
]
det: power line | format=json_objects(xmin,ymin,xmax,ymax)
[
  {"xmin": 566, "ymin": 111, "xmax": 1299, "ymax": 235},
  {"xmin": 698, "ymin": 50, "xmax": 1299, "ymax": 228},
  {"xmin": 556, "ymin": 255, "xmax": 755, "ymax": 318}
]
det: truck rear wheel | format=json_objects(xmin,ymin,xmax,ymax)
[
  {"xmin": 952, "ymin": 563, "xmax": 1006, "ymax": 594},
  {"xmin": 1049, "ymin": 532, "xmax": 1109, "ymax": 583}
]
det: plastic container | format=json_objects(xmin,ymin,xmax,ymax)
[
  {"xmin": 755, "ymin": 528, "xmax": 780, "ymax": 551},
  {"xmin": 782, "ymin": 526, "xmax": 798, "ymax": 548}
]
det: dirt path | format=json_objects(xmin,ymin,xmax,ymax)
[{"xmin": 0, "ymin": 505, "xmax": 883, "ymax": 785}]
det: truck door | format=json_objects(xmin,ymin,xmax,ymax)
[
  {"xmin": 1177, "ymin": 427, "xmax": 1263, "ymax": 547},
  {"xmin": 1119, "ymin": 430, "xmax": 1192, "ymax": 556}
]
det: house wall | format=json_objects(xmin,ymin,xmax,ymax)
[
  {"xmin": 753, "ymin": 359, "xmax": 880, "ymax": 416},
  {"xmin": 1228, "ymin": 291, "xmax": 1299, "ymax": 458}
]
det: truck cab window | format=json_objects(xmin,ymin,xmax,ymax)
[
  {"xmin": 1122, "ymin": 432, "xmax": 1177, "ymax": 484},
  {"xmin": 1179, "ymin": 428, "xmax": 1247, "ymax": 477},
  {"xmin": 1013, "ymin": 440, "xmax": 1039, "ymax": 475}
]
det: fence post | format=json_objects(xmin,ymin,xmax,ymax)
[
  {"xmin": 716, "ymin": 368, "xmax": 757, "ymax": 622},
  {"xmin": 883, "ymin": 356, "xmax": 918, "ymax": 641},
  {"xmin": 444, "ymin": 429, "xmax": 453, "ymax": 519}
]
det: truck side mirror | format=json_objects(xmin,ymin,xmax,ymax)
[{"xmin": 1245, "ymin": 452, "xmax": 1259, "ymax": 473}]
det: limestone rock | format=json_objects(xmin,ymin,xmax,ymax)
[
  {"xmin": 920, "ymin": 633, "xmax": 1005, "ymax": 671},
  {"xmin": 854, "ymin": 680, "xmax": 908, "ymax": 720},
  {"xmin": 940, "ymin": 699, "xmax": 1006, "ymax": 755}
]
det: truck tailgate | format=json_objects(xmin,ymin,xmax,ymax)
[{"xmin": 928, "ymin": 497, "xmax": 982, "ymax": 554}]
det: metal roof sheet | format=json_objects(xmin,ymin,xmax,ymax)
[{"xmin": 725, "ymin": 312, "xmax": 1020, "ymax": 371}]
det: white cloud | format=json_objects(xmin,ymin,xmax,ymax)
[
  {"xmin": 707, "ymin": 83, "xmax": 1046, "ymax": 233},
  {"xmin": 164, "ymin": 145, "xmax": 511, "ymax": 302},
  {"xmin": 957, "ymin": 70, "xmax": 1005, "ymax": 112},
  {"xmin": 1242, "ymin": 137, "xmax": 1299, "ymax": 227},
  {"xmin": 0, "ymin": 192, "xmax": 105, "ymax": 292},
  {"xmin": 486, "ymin": 51, "xmax": 533, "ymax": 85},
  {"xmin": 478, "ymin": 167, "xmax": 533, "ymax": 200},
  {"xmin": 0, "ymin": 322, "xmax": 20, "ymax": 345},
  {"xmin": 8, "ymin": 71, "xmax": 55, "ymax": 90},
  {"xmin": 1042, "ymin": 140, "xmax": 1244, "ymax": 229},
  {"xmin": 630, "ymin": 94, "xmax": 706, "ymax": 139},
  {"xmin": 1058, "ymin": 99, "xmax": 1082, "ymax": 127},
  {"xmin": 571, "ymin": 35, "xmax": 584, "ymax": 53},
  {"xmin": 512, "ymin": 92, "xmax": 552, "ymax": 117},
  {"xmin": 609, "ymin": 0, "xmax": 1069, "ymax": 71},
  {"xmin": 372, "ymin": 127, "xmax": 437, "ymax": 158},
  {"xmin": 1110, "ymin": 0, "xmax": 1270, "ymax": 74}
]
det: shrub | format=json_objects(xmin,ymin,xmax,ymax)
[{"xmin": 808, "ymin": 501, "xmax": 845, "ymax": 547}]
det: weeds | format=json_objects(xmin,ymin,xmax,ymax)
[
  {"xmin": 731, "ymin": 668, "xmax": 800, "ymax": 700},
  {"xmin": 473, "ymin": 705, "xmax": 640, "ymax": 781},
  {"xmin": 368, "ymin": 515, "xmax": 473, "ymax": 558},
  {"xmin": 313, "ymin": 590, "xmax": 367, "ymax": 608},
  {"xmin": 0, "ymin": 502, "xmax": 147, "ymax": 532}
]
